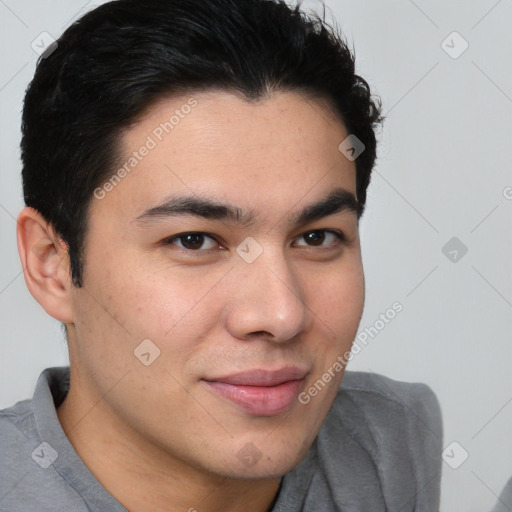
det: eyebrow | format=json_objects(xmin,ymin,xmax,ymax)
[{"xmin": 133, "ymin": 187, "xmax": 360, "ymax": 228}]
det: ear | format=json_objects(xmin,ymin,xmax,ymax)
[{"xmin": 17, "ymin": 207, "xmax": 74, "ymax": 323}]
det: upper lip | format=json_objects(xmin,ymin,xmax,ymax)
[{"xmin": 204, "ymin": 366, "xmax": 308, "ymax": 387}]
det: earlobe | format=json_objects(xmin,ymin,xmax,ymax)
[{"xmin": 16, "ymin": 207, "xmax": 75, "ymax": 323}]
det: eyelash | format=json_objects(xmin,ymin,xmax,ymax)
[{"xmin": 162, "ymin": 229, "xmax": 346, "ymax": 253}]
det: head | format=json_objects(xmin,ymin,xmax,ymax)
[{"xmin": 18, "ymin": 0, "xmax": 382, "ymax": 480}]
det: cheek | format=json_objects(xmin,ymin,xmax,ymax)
[
  {"xmin": 116, "ymin": 266, "xmax": 227, "ymax": 350},
  {"xmin": 315, "ymin": 262, "xmax": 365, "ymax": 331},
  {"xmin": 304, "ymin": 260, "xmax": 365, "ymax": 373}
]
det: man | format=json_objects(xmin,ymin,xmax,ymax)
[{"xmin": 0, "ymin": 0, "xmax": 443, "ymax": 510}]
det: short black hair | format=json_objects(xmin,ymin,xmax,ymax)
[{"xmin": 21, "ymin": 0, "xmax": 383, "ymax": 287}]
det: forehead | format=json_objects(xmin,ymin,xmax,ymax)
[{"xmin": 92, "ymin": 90, "xmax": 357, "ymax": 223}]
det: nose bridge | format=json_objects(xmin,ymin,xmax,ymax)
[{"xmin": 227, "ymin": 242, "xmax": 309, "ymax": 342}]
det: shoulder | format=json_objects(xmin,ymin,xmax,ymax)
[
  {"xmin": 0, "ymin": 397, "xmax": 39, "ymax": 479},
  {"xmin": 338, "ymin": 370, "xmax": 443, "ymax": 431},
  {"xmin": 490, "ymin": 476, "xmax": 512, "ymax": 512},
  {"xmin": 0, "ymin": 379, "xmax": 86, "ymax": 511},
  {"xmin": 314, "ymin": 371, "xmax": 443, "ymax": 511}
]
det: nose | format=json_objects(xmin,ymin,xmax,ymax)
[{"xmin": 225, "ymin": 247, "xmax": 312, "ymax": 343}]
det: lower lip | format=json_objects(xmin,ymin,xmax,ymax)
[{"xmin": 203, "ymin": 379, "xmax": 304, "ymax": 416}]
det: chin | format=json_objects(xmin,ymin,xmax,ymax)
[{"xmin": 211, "ymin": 438, "xmax": 313, "ymax": 480}]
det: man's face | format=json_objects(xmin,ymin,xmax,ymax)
[{"xmin": 67, "ymin": 90, "xmax": 365, "ymax": 478}]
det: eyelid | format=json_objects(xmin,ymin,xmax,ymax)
[{"xmin": 293, "ymin": 229, "xmax": 345, "ymax": 247}]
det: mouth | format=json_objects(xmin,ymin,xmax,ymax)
[{"xmin": 202, "ymin": 366, "xmax": 308, "ymax": 416}]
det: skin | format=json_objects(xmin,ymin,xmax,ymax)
[{"xmin": 17, "ymin": 90, "xmax": 365, "ymax": 512}]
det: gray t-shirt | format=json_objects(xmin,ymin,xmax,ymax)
[{"xmin": 0, "ymin": 367, "xmax": 443, "ymax": 511}]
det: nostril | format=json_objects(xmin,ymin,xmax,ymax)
[{"xmin": 248, "ymin": 331, "xmax": 273, "ymax": 339}]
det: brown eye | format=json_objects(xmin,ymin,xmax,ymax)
[
  {"xmin": 295, "ymin": 230, "xmax": 344, "ymax": 247},
  {"xmin": 165, "ymin": 232, "xmax": 217, "ymax": 251},
  {"xmin": 304, "ymin": 231, "xmax": 325, "ymax": 246}
]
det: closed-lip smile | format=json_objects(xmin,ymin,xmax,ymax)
[{"xmin": 202, "ymin": 366, "xmax": 309, "ymax": 416}]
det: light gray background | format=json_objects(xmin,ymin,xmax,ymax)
[{"xmin": 1, "ymin": 1, "xmax": 511, "ymax": 511}]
